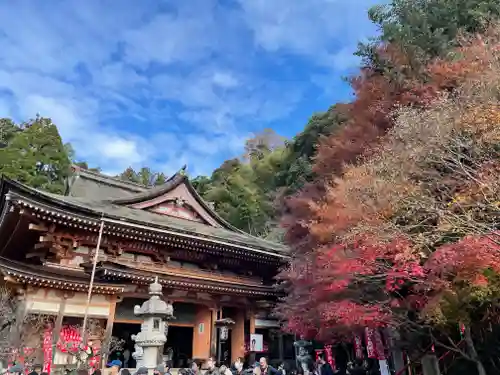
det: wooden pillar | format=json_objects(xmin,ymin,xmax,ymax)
[
  {"xmin": 231, "ymin": 310, "xmax": 245, "ymax": 363},
  {"xmin": 52, "ymin": 291, "xmax": 72, "ymax": 369},
  {"xmin": 278, "ymin": 333, "xmax": 284, "ymax": 362},
  {"xmin": 209, "ymin": 307, "xmax": 218, "ymax": 358},
  {"xmin": 52, "ymin": 292, "xmax": 70, "ymax": 348},
  {"xmin": 193, "ymin": 305, "xmax": 212, "ymax": 361},
  {"xmin": 11, "ymin": 288, "xmax": 28, "ymax": 352},
  {"xmin": 249, "ymin": 311, "xmax": 256, "ymax": 365},
  {"xmin": 249, "ymin": 311, "xmax": 256, "ymax": 335},
  {"xmin": 102, "ymin": 295, "xmax": 117, "ymax": 366}
]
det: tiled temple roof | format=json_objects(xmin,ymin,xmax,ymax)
[
  {"xmin": 1, "ymin": 176, "xmax": 289, "ymax": 258},
  {"xmin": 0, "ymin": 257, "xmax": 125, "ymax": 294},
  {"xmin": 82, "ymin": 260, "xmax": 278, "ymax": 296}
]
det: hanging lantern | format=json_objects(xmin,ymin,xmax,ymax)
[
  {"xmin": 220, "ymin": 326, "xmax": 229, "ymax": 341},
  {"xmin": 215, "ymin": 318, "xmax": 234, "ymax": 342}
]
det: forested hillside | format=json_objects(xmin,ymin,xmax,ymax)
[
  {"xmin": 0, "ymin": 105, "xmax": 343, "ymax": 241},
  {"xmin": 274, "ymin": 1, "xmax": 500, "ymax": 374}
]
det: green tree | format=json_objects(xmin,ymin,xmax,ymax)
[
  {"xmin": 243, "ymin": 128, "xmax": 284, "ymax": 161},
  {"xmin": 359, "ymin": 0, "xmax": 500, "ymax": 68},
  {"xmin": 0, "ymin": 118, "xmax": 20, "ymax": 147},
  {"xmin": 137, "ymin": 167, "xmax": 154, "ymax": 186},
  {"xmin": 73, "ymin": 161, "xmax": 101, "ymax": 173},
  {"xmin": 119, "ymin": 167, "xmax": 140, "ymax": 184},
  {"xmin": 276, "ymin": 105, "xmax": 348, "ymax": 194},
  {"xmin": 118, "ymin": 166, "xmax": 168, "ymax": 186},
  {"xmin": 190, "ymin": 118, "xmax": 346, "ymax": 239},
  {"xmin": 155, "ymin": 172, "xmax": 167, "ymax": 185},
  {"xmin": 0, "ymin": 116, "xmax": 71, "ymax": 194},
  {"xmin": 191, "ymin": 176, "xmax": 212, "ymax": 196},
  {"xmin": 203, "ymin": 160, "xmax": 270, "ymax": 236}
]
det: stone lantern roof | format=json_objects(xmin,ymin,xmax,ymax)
[{"xmin": 133, "ymin": 277, "xmax": 174, "ymax": 318}]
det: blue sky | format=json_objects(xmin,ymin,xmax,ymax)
[{"xmin": 0, "ymin": 0, "xmax": 380, "ymax": 177}]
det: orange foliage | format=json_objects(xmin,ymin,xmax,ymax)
[
  {"xmin": 284, "ymin": 33, "xmax": 500, "ymax": 252},
  {"xmin": 314, "ymin": 35, "xmax": 497, "ymax": 179},
  {"xmin": 279, "ymin": 30, "xmax": 500, "ymax": 339}
]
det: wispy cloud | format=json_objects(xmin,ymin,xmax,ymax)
[{"xmin": 0, "ymin": 0, "xmax": 378, "ymax": 177}]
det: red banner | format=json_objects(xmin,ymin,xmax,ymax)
[
  {"xmin": 353, "ymin": 334, "xmax": 363, "ymax": 359},
  {"xmin": 315, "ymin": 349, "xmax": 323, "ymax": 362},
  {"xmin": 365, "ymin": 328, "xmax": 376, "ymax": 358},
  {"xmin": 324, "ymin": 345, "xmax": 335, "ymax": 371},
  {"xmin": 43, "ymin": 326, "xmax": 53, "ymax": 374},
  {"xmin": 373, "ymin": 330, "xmax": 385, "ymax": 360},
  {"xmin": 88, "ymin": 341, "xmax": 101, "ymax": 370}
]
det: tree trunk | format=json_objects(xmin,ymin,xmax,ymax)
[
  {"xmin": 475, "ymin": 361, "xmax": 487, "ymax": 375},
  {"xmin": 464, "ymin": 325, "xmax": 486, "ymax": 375}
]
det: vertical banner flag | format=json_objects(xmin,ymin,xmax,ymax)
[
  {"xmin": 42, "ymin": 325, "xmax": 53, "ymax": 374},
  {"xmin": 315, "ymin": 350, "xmax": 323, "ymax": 362},
  {"xmin": 365, "ymin": 328, "xmax": 377, "ymax": 359},
  {"xmin": 373, "ymin": 329, "xmax": 385, "ymax": 360},
  {"xmin": 354, "ymin": 334, "xmax": 364, "ymax": 359},
  {"xmin": 324, "ymin": 345, "xmax": 336, "ymax": 371}
]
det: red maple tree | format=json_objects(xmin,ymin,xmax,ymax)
[{"xmin": 277, "ymin": 29, "xmax": 500, "ymax": 375}]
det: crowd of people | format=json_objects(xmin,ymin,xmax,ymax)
[
  {"xmin": 105, "ymin": 356, "xmax": 281, "ymax": 375},
  {"xmin": 104, "ymin": 353, "xmax": 375, "ymax": 375},
  {"xmin": 3, "ymin": 353, "xmax": 379, "ymax": 375}
]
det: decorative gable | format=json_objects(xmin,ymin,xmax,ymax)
[
  {"xmin": 148, "ymin": 199, "xmax": 204, "ymax": 223},
  {"xmin": 122, "ymin": 179, "xmax": 222, "ymax": 227},
  {"xmin": 109, "ymin": 166, "xmax": 244, "ymax": 232}
]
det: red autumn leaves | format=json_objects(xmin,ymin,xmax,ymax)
[{"xmin": 277, "ymin": 30, "xmax": 500, "ymax": 339}]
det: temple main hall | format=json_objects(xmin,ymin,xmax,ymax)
[{"xmin": 0, "ymin": 166, "xmax": 294, "ymax": 371}]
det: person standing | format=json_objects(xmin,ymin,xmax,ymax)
[
  {"xmin": 189, "ymin": 359, "xmax": 200, "ymax": 375},
  {"xmin": 8, "ymin": 364, "xmax": 24, "ymax": 375},
  {"xmin": 27, "ymin": 364, "xmax": 42, "ymax": 375},
  {"xmin": 165, "ymin": 348, "xmax": 174, "ymax": 368},
  {"xmin": 107, "ymin": 359, "xmax": 123, "ymax": 375},
  {"xmin": 317, "ymin": 354, "xmax": 334, "ymax": 375},
  {"xmin": 154, "ymin": 364, "xmax": 171, "ymax": 375},
  {"xmin": 259, "ymin": 357, "xmax": 280, "ymax": 375},
  {"xmin": 205, "ymin": 357, "xmax": 220, "ymax": 375},
  {"xmin": 123, "ymin": 348, "xmax": 131, "ymax": 369},
  {"xmin": 219, "ymin": 365, "xmax": 233, "ymax": 375},
  {"xmin": 346, "ymin": 360, "xmax": 367, "ymax": 375},
  {"xmin": 232, "ymin": 357, "xmax": 245, "ymax": 375}
]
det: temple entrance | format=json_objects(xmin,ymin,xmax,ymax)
[
  {"xmin": 111, "ymin": 322, "xmax": 141, "ymax": 368},
  {"xmin": 164, "ymin": 326, "xmax": 194, "ymax": 368}
]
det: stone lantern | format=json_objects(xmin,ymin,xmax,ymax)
[
  {"xmin": 294, "ymin": 337, "xmax": 313, "ymax": 372},
  {"xmin": 132, "ymin": 277, "xmax": 174, "ymax": 371}
]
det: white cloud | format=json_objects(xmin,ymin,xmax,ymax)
[
  {"xmin": 238, "ymin": 0, "xmax": 379, "ymax": 70},
  {"xmin": 123, "ymin": 13, "xmax": 215, "ymax": 67},
  {"xmin": 212, "ymin": 72, "xmax": 239, "ymax": 88},
  {"xmin": 0, "ymin": 0, "xmax": 377, "ymax": 177},
  {"xmin": 100, "ymin": 137, "xmax": 143, "ymax": 163}
]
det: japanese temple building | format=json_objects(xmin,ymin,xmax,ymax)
[{"xmin": 0, "ymin": 166, "xmax": 294, "ymax": 368}]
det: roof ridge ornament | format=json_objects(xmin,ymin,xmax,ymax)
[{"xmin": 179, "ymin": 164, "xmax": 187, "ymax": 176}]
